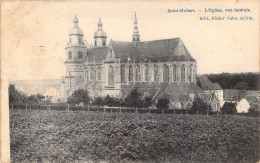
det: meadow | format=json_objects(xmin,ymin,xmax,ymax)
[{"xmin": 10, "ymin": 110, "xmax": 259, "ymax": 162}]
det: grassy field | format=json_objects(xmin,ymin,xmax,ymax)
[{"xmin": 10, "ymin": 110, "xmax": 259, "ymax": 162}]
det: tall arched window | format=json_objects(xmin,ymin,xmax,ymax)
[
  {"xmin": 173, "ymin": 65, "xmax": 177, "ymax": 82},
  {"xmin": 108, "ymin": 66, "xmax": 114, "ymax": 86},
  {"xmin": 163, "ymin": 65, "xmax": 169, "ymax": 82},
  {"xmin": 135, "ymin": 65, "xmax": 140, "ymax": 82},
  {"xmin": 181, "ymin": 64, "xmax": 186, "ymax": 82},
  {"xmin": 153, "ymin": 66, "xmax": 158, "ymax": 82},
  {"xmin": 121, "ymin": 65, "xmax": 125, "ymax": 82},
  {"xmin": 102, "ymin": 40, "xmax": 106, "ymax": 46},
  {"xmin": 86, "ymin": 69, "xmax": 89, "ymax": 81},
  {"xmin": 129, "ymin": 65, "xmax": 133, "ymax": 82},
  {"xmin": 144, "ymin": 65, "xmax": 149, "ymax": 82},
  {"xmin": 190, "ymin": 65, "xmax": 193, "ymax": 82},
  {"xmin": 90, "ymin": 67, "xmax": 95, "ymax": 81},
  {"xmin": 97, "ymin": 67, "xmax": 102, "ymax": 81}
]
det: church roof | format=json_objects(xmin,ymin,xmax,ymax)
[
  {"xmin": 110, "ymin": 38, "xmax": 195, "ymax": 62},
  {"xmin": 87, "ymin": 47, "xmax": 108, "ymax": 65},
  {"xmin": 155, "ymin": 83, "xmax": 203, "ymax": 102},
  {"xmin": 198, "ymin": 75, "xmax": 222, "ymax": 90}
]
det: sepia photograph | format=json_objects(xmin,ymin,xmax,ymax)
[{"xmin": 1, "ymin": 0, "xmax": 259, "ymax": 162}]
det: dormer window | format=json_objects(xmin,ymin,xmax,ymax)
[
  {"xmin": 78, "ymin": 51, "xmax": 83, "ymax": 59},
  {"xmin": 68, "ymin": 51, "xmax": 72, "ymax": 59}
]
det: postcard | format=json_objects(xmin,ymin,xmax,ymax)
[{"xmin": 1, "ymin": 0, "xmax": 259, "ymax": 162}]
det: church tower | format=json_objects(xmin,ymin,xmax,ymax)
[
  {"xmin": 94, "ymin": 19, "xmax": 107, "ymax": 47},
  {"xmin": 132, "ymin": 12, "xmax": 140, "ymax": 43},
  {"xmin": 63, "ymin": 15, "xmax": 87, "ymax": 97}
]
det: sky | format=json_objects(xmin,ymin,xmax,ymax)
[{"xmin": 1, "ymin": 0, "xmax": 259, "ymax": 80}]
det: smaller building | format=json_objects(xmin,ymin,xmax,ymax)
[{"xmin": 197, "ymin": 75, "xmax": 224, "ymax": 111}]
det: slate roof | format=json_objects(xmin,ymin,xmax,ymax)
[
  {"xmin": 110, "ymin": 38, "xmax": 195, "ymax": 63},
  {"xmin": 77, "ymin": 81, "xmax": 102, "ymax": 90},
  {"xmin": 87, "ymin": 47, "xmax": 108, "ymax": 65},
  {"xmin": 120, "ymin": 82, "xmax": 169, "ymax": 99},
  {"xmin": 223, "ymin": 89, "xmax": 245, "ymax": 102},
  {"xmin": 155, "ymin": 83, "xmax": 203, "ymax": 102},
  {"xmin": 198, "ymin": 75, "xmax": 222, "ymax": 90}
]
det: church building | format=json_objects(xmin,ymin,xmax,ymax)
[{"xmin": 61, "ymin": 13, "xmax": 203, "ymax": 108}]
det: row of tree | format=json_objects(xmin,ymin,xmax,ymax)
[
  {"xmin": 67, "ymin": 88, "xmax": 259, "ymax": 116},
  {"xmin": 9, "ymin": 84, "xmax": 52, "ymax": 105},
  {"xmin": 205, "ymin": 72, "xmax": 260, "ymax": 90},
  {"xmin": 68, "ymin": 89, "xmax": 155, "ymax": 108},
  {"xmin": 67, "ymin": 88, "xmax": 213, "ymax": 112}
]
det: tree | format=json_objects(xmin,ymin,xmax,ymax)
[
  {"xmin": 143, "ymin": 96, "xmax": 153, "ymax": 108},
  {"xmin": 156, "ymin": 97, "xmax": 170, "ymax": 109},
  {"xmin": 8, "ymin": 84, "xmax": 27, "ymax": 105},
  {"xmin": 235, "ymin": 82, "xmax": 249, "ymax": 90},
  {"xmin": 221, "ymin": 102, "xmax": 237, "ymax": 115},
  {"xmin": 248, "ymin": 104, "xmax": 259, "ymax": 117},
  {"xmin": 67, "ymin": 89, "xmax": 91, "ymax": 105},
  {"xmin": 124, "ymin": 88, "xmax": 143, "ymax": 108},
  {"xmin": 191, "ymin": 98, "xmax": 211, "ymax": 114}
]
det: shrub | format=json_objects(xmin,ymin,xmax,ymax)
[
  {"xmin": 124, "ymin": 88, "xmax": 143, "ymax": 108},
  {"xmin": 191, "ymin": 98, "xmax": 211, "ymax": 114},
  {"xmin": 221, "ymin": 102, "xmax": 237, "ymax": 115},
  {"xmin": 67, "ymin": 89, "xmax": 91, "ymax": 106},
  {"xmin": 156, "ymin": 97, "xmax": 170, "ymax": 109}
]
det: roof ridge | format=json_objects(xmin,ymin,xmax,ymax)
[{"xmin": 139, "ymin": 37, "xmax": 180, "ymax": 43}]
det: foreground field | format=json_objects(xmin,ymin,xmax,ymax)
[{"xmin": 10, "ymin": 110, "xmax": 259, "ymax": 162}]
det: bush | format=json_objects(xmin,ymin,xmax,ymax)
[
  {"xmin": 191, "ymin": 98, "xmax": 211, "ymax": 114},
  {"xmin": 67, "ymin": 89, "xmax": 91, "ymax": 106},
  {"xmin": 156, "ymin": 97, "xmax": 170, "ymax": 109},
  {"xmin": 248, "ymin": 104, "xmax": 259, "ymax": 117},
  {"xmin": 221, "ymin": 102, "xmax": 237, "ymax": 115},
  {"xmin": 124, "ymin": 88, "xmax": 143, "ymax": 108}
]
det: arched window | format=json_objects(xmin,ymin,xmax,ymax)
[
  {"xmin": 90, "ymin": 67, "xmax": 95, "ymax": 81},
  {"xmin": 129, "ymin": 65, "xmax": 133, "ymax": 82},
  {"xmin": 108, "ymin": 66, "xmax": 114, "ymax": 86},
  {"xmin": 102, "ymin": 40, "xmax": 106, "ymax": 46},
  {"xmin": 190, "ymin": 65, "xmax": 193, "ymax": 82},
  {"xmin": 79, "ymin": 37, "xmax": 82, "ymax": 44},
  {"xmin": 97, "ymin": 68, "xmax": 102, "ymax": 81},
  {"xmin": 95, "ymin": 40, "xmax": 97, "ymax": 47},
  {"xmin": 86, "ymin": 69, "xmax": 89, "ymax": 81},
  {"xmin": 144, "ymin": 65, "xmax": 149, "ymax": 82},
  {"xmin": 173, "ymin": 65, "xmax": 177, "ymax": 82},
  {"xmin": 153, "ymin": 66, "xmax": 158, "ymax": 82},
  {"xmin": 135, "ymin": 65, "xmax": 140, "ymax": 82},
  {"xmin": 121, "ymin": 65, "xmax": 125, "ymax": 82},
  {"xmin": 181, "ymin": 65, "xmax": 186, "ymax": 82},
  {"xmin": 163, "ymin": 65, "xmax": 169, "ymax": 82}
]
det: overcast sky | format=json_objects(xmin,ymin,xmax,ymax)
[{"xmin": 1, "ymin": 1, "xmax": 259, "ymax": 80}]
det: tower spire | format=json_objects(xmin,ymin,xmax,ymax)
[
  {"xmin": 98, "ymin": 18, "xmax": 102, "ymax": 30},
  {"xmin": 73, "ymin": 15, "xmax": 78, "ymax": 28},
  {"xmin": 132, "ymin": 12, "xmax": 140, "ymax": 43}
]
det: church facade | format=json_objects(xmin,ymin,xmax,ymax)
[{"xmin": 61, "ymin": 14, "xmax": 202, "ymax": 108}]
